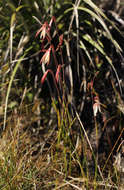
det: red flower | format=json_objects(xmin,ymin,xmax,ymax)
[
  {"xmin": 35, "ymin": 22, "xmax": 51, "ymax": 40},
  {"xmin": 40, "ymin": 47, "xmax": 51, "ymax": 65}
]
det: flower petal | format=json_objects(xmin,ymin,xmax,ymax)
[{"xmin": 41, "ymin": 47, "xmax": 51, "ymax": 65}]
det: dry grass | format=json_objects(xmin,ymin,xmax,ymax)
[{"xmin": 0, "ymin": 108, "xmax": 122, "ymax": 190}]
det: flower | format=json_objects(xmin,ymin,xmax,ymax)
[
  {"xmin": 35, "ymin": 22, "xmax": 51, "ymax": 40},
  {"xmin": 93, "ymin": 96, "xmax": 101, "ymax": 117},
  {"xmin": 40, "ymin": 47, "xmax": 51, "ymax": 65}
]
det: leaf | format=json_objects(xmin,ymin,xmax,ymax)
[
  {"xmin": 10, "ymin": 12, "xmax": 16, "ymax": 27},
  {"xmin": 10, "ymin": 5, "xmax": 26, "ymax": 27},
  {"xmin": 55, "ymin": 65, "xmax": 61, "ymax": 83},
  {"xmin": 16, "ymin": 5, "xmax": 26, "ymax": 12},
  {"xmin": 82, "ymin": 32, "xmax": 122, "ymax": 94},
  {"xmin": 8, "ymin": 101, "xmax": 18, "ymax": 109},
  {"xmin": 0, "ymin": 106, "xmax": 4, "ymax": 116},
  {"xmin": 64, "ymin": 5, "xmax": 122, "ymax": 52},
  {"xmin": 7, "ymin": 2, "xmax": 16, "ymax": 11},
  {"xmin": 83, "ymin": 0, "xmax": 122, "ymax": 36},
  {"xmin": 78, "ymin": 6, "xmax": 122, "ymax": 52},
  {"xmin": 32, "ymin": 100, "xmax": 41, "ymax": 113},
  {"xmin": 3, "ymin": 54, "xmax": 26, "ymax": 130},
  {"xmin": 26, "ymin": 92, "xmax": 33, "ymax": 102},
  {"xmin": 72, "ymin": 31, "xmax": 94, "ymax": 67},
  {"xmin": 82, "ymin": 34, "xmax": 111, "ymax": 62},
  {"xmin": 41, "ymin": 70, "xmax": 49, "ymax": 84},
  {"xmin": 1, "ymin": 64, "xmax": 9, "ymax": 74},
  {"xmin": 64, "ymin": 3, "xmax": 122, "ymax": 94},
  {"xmin": 79, "ymin": 40, "xmax": 94, "ymax": 67}
]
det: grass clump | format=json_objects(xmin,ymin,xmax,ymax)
[{"xmin": 0, "ymin": 124, "xmax": 38, "ymax": 190}]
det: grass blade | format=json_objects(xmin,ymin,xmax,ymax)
[{"xmin": 3, "ymin": 54, "xmax": 26, "ymax": 130}]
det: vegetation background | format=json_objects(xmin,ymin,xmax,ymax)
[{"xmin": 0, "ymin": 0, "xmax": 124, "ymax": 189}]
